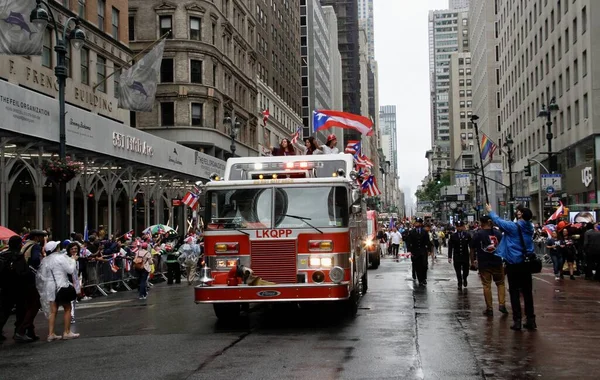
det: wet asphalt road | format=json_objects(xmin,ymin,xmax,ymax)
[{"xmin": 1, "ymin": 248, "xmax": 600, "ymax": 380}]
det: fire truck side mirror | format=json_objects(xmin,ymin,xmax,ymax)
[{"xmin": 351, "ymin": 189, "xmax": 361, "ymax": 204}]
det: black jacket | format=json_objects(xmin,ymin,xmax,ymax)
[
  {"xmin": 405, "ymin": 228, "xmax": 432, "ymax": 256},
  {"xmin": 448, "ymin": 231, "xmax": 472, "ymax": 263}
]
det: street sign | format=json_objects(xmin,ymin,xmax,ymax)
[
  {"xmin": 546, "ymin": 186, "xmax": 555, "ymax": 195},
  {"xmin": 541, "ymin": 173, "xmax": 562, "ymax": 191},
  {"xmin": 455, "ymin": 173, "xmax": 470, "ymax": 187},
  {"xmin": 514, "ymin": 196, "xmax": 532, "ymax": 201},
  {"xmin": 544, "ymin": 201, "xmax": 561, "ymax": 207}
]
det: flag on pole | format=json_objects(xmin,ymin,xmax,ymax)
[
  {"xmin": 546, "ymin": 201, "xmax": 564, "ymax": 223},
  {"xmin": 123, "ymin": 229, "xmax": 134, "ymax": 241},
  {"xmin": 182, "ymin": 191, "xmax": 199, "ymax": 209},
  {"xmin": 355, "ymin": 154, "xmax": 374, "ymax": 169},
  {"xmin": 313, "ymin": 110, "xmax": 374, "ymax": 136},
  {"xmin": 291, "ymin": 126, "xmax": 302, "ymax": 144},
  {"xmin": 389, "ymin": 217, "xmax": 395, "ymax": 230},
  {"xmin": 480, "ymin": 134, "xmax": 498, "ymax": 160},
  {"xmin": 118, "ymin": 39, "xmax": 166, "ymax": 112},
  {"xmin": 83, "ymin": 222, "xmax": 89, "ymax": 242},
  {"xmin": 345, "ymin": 140, "xmax": 361, "ymax": 155},
  {"xmin": 0, "ymin": 0, "xmax": 45, "ymax": 55},
  {"xmin": 361, "ymin": 175, "xmax": 381, "ymax": 197},
  {"xmin": 262, "ymin": 109, "xmax": 270, "ymax": 126}
]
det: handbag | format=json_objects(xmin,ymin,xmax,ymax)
[
  {"xmin": 516, "ymin": 224, "xmax": 542, "ymax": 274},
  {"xmin": 51, "ymin": 270, "xmax": 77, "ymax": 303}
]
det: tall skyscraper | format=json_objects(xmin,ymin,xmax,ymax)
[
  {"xmin": 449, "ymin": 0, "xmax": 470, "ymax": 10},
  {"xmin": 449, "ymin": 52, "xmax": 475, "ymax": 172},
  {"xmin": 379, "ymin": 105, "xmax": 398, "ymax": 173},
  {"xmin": 428, "ymin": 7, "xmax": 470, "ymax": 171},
  {"xmin": 357, "ymin": 0, "xmax": 375, "ymax": 63}
]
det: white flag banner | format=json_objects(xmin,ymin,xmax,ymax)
[
  {"xmin": 118, "ymin": 39, "xmax": 165, "ymax": 112},
  {"xmin": 0, "ymin": 0, "xmax": 45, "ymax": 55}
]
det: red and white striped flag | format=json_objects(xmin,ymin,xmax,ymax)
[
  {"xmin": 355, "ymin": 154, "xmax": 374, "ymax": 169},
  {"xmin": 125, "ymin": 259, "xmax": 131, "ymax": 272},
  {"xmin": 291, "ymin": 126, "xmax": 302, "ymax": 144},
  {"xmin": 110, "ymin": 254, "xmax": 119, "ymax": 273},
  {"xmin": 345, "ymin": 140, "xmax": 361, "ymax": 155},
  {"xmin": 546, "ymin": 201, "xmax": 564, "ymax": 223},
  {"xmin": 182, "ymin": 191, "xmax": 199, "ymax": 209},
  {"xmin": 124, "ymin": 229, "xmax": 134, "ymax": 240}
]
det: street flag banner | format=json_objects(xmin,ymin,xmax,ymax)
[
  {"xmin": 355, "ymin": 154, "xmax": 374, "ymax": 169},
  {"xmin": 291, "ymin": 126, "xmax": 302, "ymax": 144},
  {"xmin": 0, "ymin": 0, "xmax": 45, "ymax": 55},
  {"xmin": 546, "ymin": 201, "xmax": 564, "ymax": 223},
  {"xmin": 389, "ymin": 217, "xmax": 395, "ymax": 230},
  {"xmin": 480, "ymin": 134, "xmax": 497, "ymax": 160},
  {"xmin": 83, "ymin": 222, "xmax": 89, "ymax": 242},
  {"xmin": 118, "ymin": 39, "xmax": 165, "ymax": 112},
  {"xmin": 124, "ymin": 229, "xmax": 134, "ymax": 240},
  {"xmin": 361, "ymin": 175, "xmax": 381, "ymax": 197},
  {"xmin": 313, "ymin": 110, "xmax": 374, "ymax": 136},
  {"xmin": 262, "ymin": 109, "xmax": 270, "ymax": 126},
  {"xmin": 345, "ymin": 140, "xmax": 361, "ymax": 155},
  {"xmin": 182, "ymin": 191, "xmax": 199, "ymax": 209}
]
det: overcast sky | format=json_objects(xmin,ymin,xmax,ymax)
[{"xmin": 374, "ymin": 0, "xmax": 448, "ymax": 209}]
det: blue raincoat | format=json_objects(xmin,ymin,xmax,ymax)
[{"xmin": 488, "ymin": 211, "xmax": 534, "ymax": 264}]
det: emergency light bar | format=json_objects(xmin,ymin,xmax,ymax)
[{"xmin": 240, "ymin": 161, "xmax": 323, "ymax": 171}]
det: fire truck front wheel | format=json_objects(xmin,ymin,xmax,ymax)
[{"xmin": 213, "ymin": 303, "xmax": 241, "ymax": 321}]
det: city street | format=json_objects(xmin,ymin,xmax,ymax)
[{"xmin": 1, "ymin": 250, "xmax": 599, "ymax": 380}]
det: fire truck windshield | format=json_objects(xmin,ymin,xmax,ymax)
[{"xmin": 206, "ymin": 186, "xmax": 349, "ymax": 230}]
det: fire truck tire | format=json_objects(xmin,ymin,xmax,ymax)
[
  {"xmin": 213, "ymin": 303, "xmax": 241, "ymax": 321},
  {"xmin": 362, "ymin": 257, "xmax": 369, "ymax": 294},
  {"xmin": 346, "ymin": 289, "xmax": 359, "ymax": 317}
]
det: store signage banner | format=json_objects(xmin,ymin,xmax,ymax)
[{"xmin": 0, "ymin": 80, "xmax": 225, "ymax": 179}]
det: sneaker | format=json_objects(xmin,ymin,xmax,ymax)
[
  {"xmin": 498, "ymin": 305, "xmax": 509, "ymax": 314},
  {"xmin": 62, "ymin": 332, "xmax": 80, "ymax": 340},
  {"xmin": 47, "ymin": 334, "xmax": 62, "ymax": 342},
  {"xmin": 110, "ymin": 289, "xmax": 118, "ymax": 293},
  {"xmin": 457, "ymin": 285, "xmax": 462, "ymax": 291},
  {"xmin": 13, "ymin": 333, "xmax": 33, "ymax": 343},
  {"xmin": 81, "ymin": 296, "xmax": 92, "ymax": 301},
  {"xmin": 463, "ymin": 279, "xmax": 468, "ymax": 288},
  {"xmin": 138, "ymin": 296, "xmax": 145, "ymax": 300},
  {"xmin": 71, "ymin": 317, "xmax": 76, "ymax": 324},
  {"xmin": 482, "ymin": 309, "xmax": 493, "ymax": 317},
  {"xmin": 555, "ymin": 276, "xmax": 560, "ymax": 281}
]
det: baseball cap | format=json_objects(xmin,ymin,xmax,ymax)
[
  {"xmin": 44, "ymin": 241, "xmax": 60, "ymax": 253},
  {"xmin": 326, "ymin": 134, "xmax": 337, "ymax": 143}
]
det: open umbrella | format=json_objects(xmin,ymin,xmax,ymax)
[
  {"xmin": 142, "ymin": 224, "xmax": 175, "ymax": 235},
  {"xmin": 0, "ymin": 226, "xmax": 18, "ymax": 240}
]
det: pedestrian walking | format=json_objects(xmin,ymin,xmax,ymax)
[
  {"xmin": 546, "ymin": 232, "xmax": 563, "ymax": 280},
  {"xmin": 558, "ymin": 228, "xmax": 577, "ymax": 280},
  {"xmin": 470, "ymin": 216, "xmax": 508, "ymax": 316},
  {"xmin": 389, "ymin": 227, "xmax": 401, "ymax": 259},
  {"xmin": 583, "ymin": 223, "xmax": 600, "ymax": 280},
  {"xmin": 486, "ymin": 204, "xmax": 537, "ymax": 331},
  {"xmin": 133, "ymin": 243, "xmax": 152, "ymax": 300},
  {"xmin": 405, "ymin": 218, "xmax": 432, "ymax": 286},
  {"xmin": 0, "ymin": 236, "xmax": 25, "ymax": 341},
  {"xmin": 36, "ymin": 241, "xmax": 79, "ymax": 342},
  {"xmin": 448, "ymin": 220, "xmax": 472, "ymax": 290},
  {"xmin": 164, "ymin": 244, "xmax": 181, "ymax": 285},
  {"xmin": 377, "ymin": 228, "xmax": 388, "ymax": 258}
]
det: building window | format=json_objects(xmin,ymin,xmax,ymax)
[
  {"xmin": 42, "ymin": 28, "xmax": 52, "ymax": 68},
  {"xmin": 112, "ymin": 7, "xmax": 120, "ymax": 39},
  {"xmin": 97, "ymin": 0, "xmax": 105, "ymax": 32},
  {"xmin": 78, "ymin": 0, "xmax": 85, "ymax": 18},
  {"xmin": 583, "ymin": 93, "xmax": 589, "ymax": 119},
  {"xmin": 64, "ymin": 44, "xmax": 71, "ymax": 77},
  {"xmin": 191, "ymin": 103, "xmax": 203, "ymax": 126},
  {"xmin": 96, "ymin": 55, "xmax": 106, "ymax": 93},
  {"xmin": 582, "ymin": 6, "xmax": 587, "ymax": 34},
  {"xmin": 573, "ymin": 59, "xmax": 578, "ymax": 84},
  {"xmin": 212, "ymin": 23, "xmax": 216, "ymax": 45},
  {"xmin": 190, "ymin": 60, "xmax": 202, "ymax": 83},
  {"xmin": 212, "ymin": 65, "xmax": 217, "ymax": 86},
  {"xmin": 566, "ymin": 67, "xmax": 570, "ymax": 90},
  {"xmin": 161, "ymin": 102, "xmax": 175, "ymax": 126},
  {"xmin": 114, "ymin": 69, "xmax": 120, "ymax": 98},
  {"xmin": 130, "ymin": 111, "xmax": 136, "ymax": 128},
  {"xmin": 128, "ymin": 16, "xmax": 135, "ymax": 41},
  {"xmin": 574, "ymin": 100, "xmax": 580, "ymax": 125},
  {"xmin": 582, "ymin": 50, "xmax": 587, "ymax": 77},
  {"xmin": 160, "ymin": 58, "xmax": 173, "ymax": 82},
  {"xmin": 159, "ymin": 15, "xmax": 172, "ymax": 38},
  {"xmin": 190, "ymin": 17, "xmax": 201, "ymax": 40},
  {"xmin": 80, "ymin": 47, "xmax": 89, "ymax": 84}
]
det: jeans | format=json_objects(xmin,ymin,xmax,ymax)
[
  {"xmin": 479, "ymin": 266, "xmax": 506, "ymax": 310},
  {"xmin": 391, "ymin": 244, "xmax": 400, "ymax": 257},
  {"xmin": 506, "ymin": 263, "xmax": 535, "ymax": 321},
  {"xmin": 138, "ymin": 270, "xmax": 149, "ymax": 297},
  {"xmin": 549, "ymin": 251, "xmax": 564, "ymax": 276}
]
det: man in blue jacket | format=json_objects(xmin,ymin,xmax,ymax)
[{"xmin": 486, "ymin": 204, "xmax": 536, "ymax": 331}]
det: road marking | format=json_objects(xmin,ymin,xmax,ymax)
[
  {"xmin": 75, "ymin": 300, "xmax": 134, "ymax": 310},
  {"xmin": 533, "ymin": 276, "xmax": 553, "ymax": 285}
]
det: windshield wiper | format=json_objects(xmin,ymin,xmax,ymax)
[{"xmin": 279, "ymin": 214, "xmax": 323, "ymax": 234}]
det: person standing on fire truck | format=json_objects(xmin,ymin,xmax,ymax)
[{"xmin": 405, "ymin": 218, "xmax": 432, "ymax": 286}]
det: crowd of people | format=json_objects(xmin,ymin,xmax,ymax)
[
  {"xmin": 264, "ymin": 131, "xmax": 341, "ymax": 156},
  {"xmin": 0, "ymin": 225, "xmax": 204, "ymax": 344}
]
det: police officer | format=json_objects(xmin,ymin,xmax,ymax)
[
  {"xmin": 448, "ymin": 220, "xmax": 472, "ymax": 290},
  {"xmin": 405, "ymin": 218, "xmax": 432, "ymax": 286}
]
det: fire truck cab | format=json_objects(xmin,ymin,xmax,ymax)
[
  {"xmin": 195, "ymin": 154, "xmax": 369, "ymax": 320},
  {"xmin": 366, "ymin": 210, "xmax": 381, "ymax": 269}
]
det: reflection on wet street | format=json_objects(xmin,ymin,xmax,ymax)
[{"xmin": 1, "ymin": 248, "xmax": 599, "ymax": 379}]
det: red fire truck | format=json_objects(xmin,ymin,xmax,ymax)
[
  {"xmin": 366, "ymin": 210, "xmax": 381, "ymax": 269},
  {"xmin": 194, "ymin": 154, "xmax": 369, "ymax": 320}
]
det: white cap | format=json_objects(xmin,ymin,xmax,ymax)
[{"xmin": 44, "ymin": 241, "xmax": 60, "ymax": 253}]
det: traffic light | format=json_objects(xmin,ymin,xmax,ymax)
[
  {"xmin": 524, "ymin": 164, "xmax": 531, "ymax": 177},
  {"xmin": 435, "ymin": 167, "xmax": 442, "ymax": 183}
]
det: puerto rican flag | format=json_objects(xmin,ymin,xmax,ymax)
[
  {"xmin": 361, "ymin": 175, "xmax": 381, "ymax": 197},
  {"xmin": 262, "ymin": 109, "xmax": 270, "ymax": 126},
  {"xmin": 291, "ymin": 126, "xmax": 302, "ymax": 144},
  {"xmin": 355, "ymin": 154, "xmax": 374, "ymax": 169},
  {"xmin": 182, "ymin": 191, "xmax": 199, "ymax": 209},
  {"xmin": 345, "ymin": 140, "xmax": 361, "ymax": 155},
  {"xmin": 546, "ymin": 201, "xmax": 564, "ymax": 223},
  {"xmin": 313, "ymin": 110, "xmax": 374, "ymax": 136},
  {"xmin": 110, "ymin": 253, "xmax": 119, "ymax": 273},
  {"xmin": 124, "ymin": 229, "xmax": 134, "ymax": 240}
]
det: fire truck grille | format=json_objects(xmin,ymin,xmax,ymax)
[{"xmin": 250, "ymin": 240, "xmax": 297, "ymax": 284}]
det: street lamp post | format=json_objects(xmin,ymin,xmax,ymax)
[
  {"xmin": 504, "ymin": 134, "xmax": 515, "ymax": 220},
  {"xmin": 30, "ymin": 0, "xmax": 86, "ymax": 240},
  {"xmin": 538, "ymin": 97, "xmax": 559, "ymax": 172},
  {"xmin": 224, "ymin": 111, "xmax": 241, "ymax": 157},
  {"xmin": 472, "ymin": 163, "xmax": 480, "ymax": 219}
]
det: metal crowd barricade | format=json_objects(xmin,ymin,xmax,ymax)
[{"xmin": 82, "ymin": 256, "xmax": 137, "ymax": 297}]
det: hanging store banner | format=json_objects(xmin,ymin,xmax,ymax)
[{"xmin": 0, "ymin": 80, "xmax": 225, "ymax": 179}]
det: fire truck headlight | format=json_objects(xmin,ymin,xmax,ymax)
[
  {"xmin": 254, "ymin": 163, "xmax": 263, "ymax": 170},
  {"xmin": 365, "ymin": 239, "xmax": 374, "ymax": 248},
  {"xmin": 329, "ymin": 266, "xmax": 344, "ymax": 284},
  {"xmin": 320, "ymin": 257, "xmax": 333, "ymax": 268},
  {"xmin": 216, "ymin": 259, "xmax": 227, "ymax": 269},
  {"xmin": 309, "ymin": 257, "xmax": 321, "ymax": 267},
  {"xmin": 312, "ymin": 271, "xmax": 325, "ymax": 283}
]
